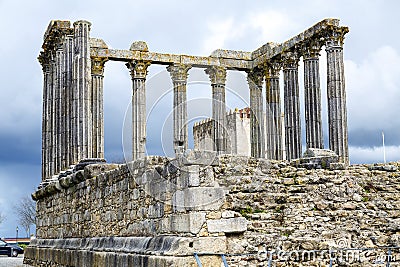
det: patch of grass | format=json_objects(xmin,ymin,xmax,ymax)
[
  {"xmin": 239, "ymin": 207, "xmax": 253, "ymax": 219},
  {"xmin": 275, "ymin": 205, "xmax": 285, "ymax": 213},
  {"xmin": 253, "ymin": 208, "xmax": 264, "ymax": 213},
  {"xmin": 282, "ymin": 231, "xmax": 291, "ymax": 237}
]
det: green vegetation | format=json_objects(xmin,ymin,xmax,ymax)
[
  {"xmin": 362, "ymin": 196, "xmax": 369, "ymax": 202},
  {"xmin": 239, "ymin": 206, "xmax": 266, "ymax": 219}
]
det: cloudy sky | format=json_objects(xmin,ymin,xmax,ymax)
[{"xmin": 0, "ymin": 0, "xmax": 399, "ymax": 237}]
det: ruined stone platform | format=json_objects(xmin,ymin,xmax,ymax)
[{"xmin": 25, "ymin": 153, "xmax": 400, "ymax": 266}]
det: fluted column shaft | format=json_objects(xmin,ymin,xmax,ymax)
[
  {"xmin": 283, "ymin": 52, "xmax": 302, "ymax": 160},
  {"xmin": 205, "ymin": 66, "xmax": 227, "ymax": 154},
  {"xmin": 326, "ymin": 29, "xmax": 349, "ymax": 164},
  {"xmin": 167, "ymin": 64, "xmax": 191, "ymax": 154},
  {"xmin": 72, "ymin": 20, "xmax": 92, "ymax": 162},
  {"xmin": 303, "ymin": 44, "xmax": 324, "ymax": 150},
  {"xmin": 55, "ymin": 47, "xmax": 64, "ymax": 174},
  {"xmin": 247, "ymin": 68, "xmax": 265, "ymax": 158},
  {"xmin": 127, "ymin": 60, "xmax": 150, "ymax": 160},
  {"xmin": 265, "ymin": 62, "xmax": 283, "ymax": 160},
  {"xmin": 39, "ymin": 54, "xmax": 51, "ymax": 181},
  {"xmin": 48, "ymin": 53, "xmax": 57, "ymax": 177},
  {"xmin": 63, "ymin": 35, "xmax": 74, "ymax": 168},
  {"xmin": 91, "ymin": 57, "xmax": 108, "ymax": 159}
]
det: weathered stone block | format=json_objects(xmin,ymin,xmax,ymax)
[
  {"xmin": 330, "ymin": 162, "xmax": 346, "ymax": 170},
  {"xmin": 173, "ymin": 187, "xmax": 225, "ymax": 211},
  {"xmin": 192, "ymin": 236, "xmax": 227, "ymax": 253},
  {"xmin": 84, "ymin": 163, "xmax": 119, "ymax": 179},
  {"xmin": 147, "ymin": 203, "xmax": 164, "ymax": 219},
  {"xmin": 179, "ymin": 150, "xmax": 219, "ymax": 166},
  {"xmin": 292, "ymin": 149, "xmax": 340, "ymax": 169},
  {"xmin": 143, "ymin": 169, "xmax": 170, "ymax": 201},
  {"xmin": 199, "ymin": 166, "xmax": 215, "ymax": 186},
  {"xmin": 221, "ymin": 210, "xmax": 236, "ymax": 218},
  {"xmin": 207, "ymin": 217, "xmax": 248, "ymax": 233},
  {"xmin": 303, "ymin": 148, "xmax": 337, "ymax": 158},
  {"xmin": 166, "ymin": 212, "xmax": 206, "ymax": 234},
  {"xmin": 184, "ymin": 165, "xmax": 200, "ymax": 187}
]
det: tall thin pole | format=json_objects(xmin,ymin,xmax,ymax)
[{"xmin": 382, "ymin": 131, "xmax": 386, "ymax": 164}]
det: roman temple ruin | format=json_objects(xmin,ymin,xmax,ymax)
[
  {"xmin": 24, "ymin": 19, "xmax": 400, "ymax": 267},
  {"xmin": 38, "ymin": 18, "xmax": 349, "ymax": 185}
]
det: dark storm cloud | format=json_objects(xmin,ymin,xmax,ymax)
[
  {"xmin": 0, "ymin": 132, "xmax": 41, "ymax": 165},
  {"xmin": 349, "ymin": 128, "xmax": 400, "ymax": 148}
]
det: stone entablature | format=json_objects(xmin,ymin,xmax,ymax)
[
  {"xmin": 38, "ymin": 18, "xmax": 350, "ymax": 182},
  {"xmin": 25, "ymin": 154, "xmax": 400, "ymax": 266}
]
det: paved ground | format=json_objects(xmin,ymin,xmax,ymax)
[{"xmin": 0, "ymin": 255, "xmax": 32, "ymax": 267}]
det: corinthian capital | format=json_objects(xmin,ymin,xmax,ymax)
[
  {"xmin": 325, "ymin": 26, "xmax": 349, "ymax": 49},
  {"xmin": 265, "ymin": 60, "xmax": 282, "ymax": 78},
  {"xmin": 38, "ymin": 52, "xmax": 51, "ymax": 72},
  {"xmin": 91, "ymin": 57, "xmax": 108, "ymax": 76},
  {"xmin": 167, "ymin": 64, "xmax": 192, "ymax": 82},
  {"xmin": 127, "ymin": 60, "xmax": 151, "ymax": 79},
  {"xmin": 302, "ymin": 39, "xmax": 322, "ymax": 59},
  {"xmin": 247, "ymin": 67, "xmax": 264, "ymax": 87},
  {"xmin": 281, "ymin": 51, "xmax": 300, "ymax": 69},
  {"xmin": 205, "ymin": 66, "xmax": 227, "ymax": 85}
]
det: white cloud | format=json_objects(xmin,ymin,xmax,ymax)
[
  {"xmin": 248, "ymin": 10, "xmax": 296, "ymax": 43},
  {"xmin": 346, "ymin": 45, "xmax": 400, "ymax": 131},
  {"xmin": 202, "ymin": 18, "xmax": 236, "ymax": 55},
  {"xmin": 201, "ymin": 10, "xmax": 296, "ymax": 55}
]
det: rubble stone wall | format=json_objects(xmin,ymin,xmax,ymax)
[{"xmin": 25, "ymin": 154, "xmax": 400, "ymax": 266}]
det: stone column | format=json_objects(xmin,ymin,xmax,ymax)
[
  {"xmin": 127, "ymin": 60, "xmax": 151, "ymax": 160},
  {"xmin": 49, "ymin": 52, "xmax": 56, "ymax": 177},
  {"xmin": 63, "ymin": 34, "xmax": 74, "ymax": 168},
  {"xmin": 205, "ymin": 66, "xmax": 227, "ymax": 154},
  {"xmin": 91, "ymin": 57, "xmax": 108, "ymax": 159},
  {"xmin": 326, "ymin": 27, "xmax": 349, "ymax": 164},
  {"xmin": 38, "ymin": 53, "xmax": 51, "ymax": 181},
  {"xmin": 303, "ymin": 41, "xmax": 324, "ymax": 150},
  {"xmin": 72, "ymin": 20, "xmax": 92, "ymax": 162},
  {"xmin": 247, "ymin": 68, "xmax": 265, "ymax": 158},
  {"xmin": 265, "ymin": 61, "xmax": 283, "ymax": 160},
  {"xmin": 167, "ymin": 64, "xmax": 191, "ymax": 154},
  {"xmin": 283, "ymin": 51, "xmax": 302, "ymax": 160},
  {"xmin": 55, "ymin": 46, "xmax": 64, "ymax": 173}
]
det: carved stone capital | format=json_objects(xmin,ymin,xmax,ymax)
[
  {"xmin": 302, "ymin": 39, "xmax": 323, "ymax": 59},
  {"xmin": 38, "ymin": 52, "xmax": 51, "ymax": 72},
  {"xmin": 282, "ymin": 51, "xmax": 300, "ymax": 69},
  {"xmin": 91, "ymin": 57, "xmax": 108, "ymax": 76},
  {"xmin": 247, "ymin": 67, "xmax": 264, "ymax": 87},
  {"xmin": 325, "ymin": 26, "xmax": 349, "ymax": 49},
  {"xmin": 127, "ymin": 60, "xmax": 151, "ymax": 79},
  {"xmin": 205, "ymin": 66, "xmax": 227, "ymax": 85},
  {"xmin": 167, "ymin": 64, "xmax": 192, "ymax": 82},
  {"xmin": 265, "ymin": 60, "xmax": 282, "ymax": 78}
]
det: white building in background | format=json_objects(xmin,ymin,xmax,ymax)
[{"xmin": 193, "ymin": 108, "xmax": 286, "ymax": 158}]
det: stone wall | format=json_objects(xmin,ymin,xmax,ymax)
[
  {"xmin": 194, "ymin": 108, "xmax": 251, "ymax": 156},
  {"xmin": 25, "ymin": 153, "xmax": 400, "ymax": 266}
]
